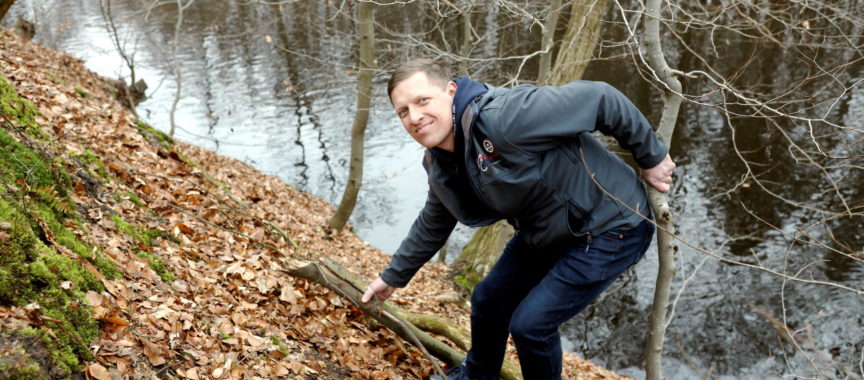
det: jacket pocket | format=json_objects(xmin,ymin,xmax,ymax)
[{"xmin": 566, "ymin": 200, "xmax": 589, "ymax": 236}]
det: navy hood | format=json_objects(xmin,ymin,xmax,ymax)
[{"xmin": 451, "ymin": 76, "xmax": 487, "ymax": 130}]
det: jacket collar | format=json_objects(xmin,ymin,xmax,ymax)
[
  {"xmin": 452, "ymin": 76, "xmax": 487, "ymax": 130},
  {"xmin": 431, "ymin": 76, "xmax": 486, "ymax": 158}
]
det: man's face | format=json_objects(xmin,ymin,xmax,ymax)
[{"xmin": 390, "ymin": 71, "xmax": 457, "ymax": 152}]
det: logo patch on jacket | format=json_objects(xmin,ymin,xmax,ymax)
[{"xmin": 483, "ymin": 139, "xmax": 494, "ymax": 153}]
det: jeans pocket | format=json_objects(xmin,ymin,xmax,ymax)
[{"xmin": 591, "ymin": 233, "xmax": 623, "ymax": 254}]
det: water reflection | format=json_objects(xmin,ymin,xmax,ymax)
[{"xmin": 4, "ymin": 0, "xmax": 862, "ymax": 377}]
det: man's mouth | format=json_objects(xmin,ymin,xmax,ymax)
[{"xmin": 415, "ymin": 121, "xmax": 433, "ymax": 134}]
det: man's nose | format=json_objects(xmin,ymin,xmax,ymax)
[{"xmin": 408, "ymin": 107, "xmax": 422, "ymax": 124}]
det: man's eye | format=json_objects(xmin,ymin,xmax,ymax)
[
  {"xmin": 398, "ymin": 109, "xmax": 408, "ymax": 117},
  {"xmin": 419, "ymin": 97, "xmax": 429, "ymax": 104}
]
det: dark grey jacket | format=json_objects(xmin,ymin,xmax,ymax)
[{"xmin": 381, "ymin": 81, "xmax": 668, "ymax": 288}]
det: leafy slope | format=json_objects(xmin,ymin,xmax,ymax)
[{"xmin": 0, "ymin": 28, "xmax": 623, "ymax": 379}]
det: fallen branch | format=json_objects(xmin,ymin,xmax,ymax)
[
  {"xmin": 281, "ymin": 257, "xmax": 524, "ymax": 380},
  {"xmin": 281, "ymin": 257, "xmax": 448, "ymax": 379},
  {"xmin": 397, "ymin": 311, "xmax": 522, "ymax": 380}
]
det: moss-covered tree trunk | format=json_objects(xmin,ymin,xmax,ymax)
[
  {"xmin": 451, "ymin": 220, "xmax": 514, "ymax": 293},
  {"xmin": 328, "ymin": 1, "xmax": 375, "ymax": 230}
]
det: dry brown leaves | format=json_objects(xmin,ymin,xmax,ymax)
[{"xmin": 0, "ymin": 28, "xmax": 628, "ymax": 380}]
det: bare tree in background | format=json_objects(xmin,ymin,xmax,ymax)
[
  {"xmin": 547, "ymin": 0, "xmax": 609, "ymax": 86},
  {"xmin": 536, "ymin": 0, "xmax": 563, "ymax": 85},
  {"xmin": 168, "ymin": 0, "xmax": 194, "ymax": 137},
  {"xmin": 601, "ymin": 0, "xmax": 864, "ymax": 377},
  {"xmin": 100, "ymin": 0, "xmax": 147, "ymax": 116},
  {"xmin": 329, "ymin": 0, "xmax": 376, "ymax": 231},
  {"xmin": 639, "ymin": 0, "xmax": 682, "ymax": 377}
]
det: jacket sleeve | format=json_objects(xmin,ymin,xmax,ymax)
[
  {"xmin": 380, "ymin": 188, "xmax": 457, "ymax": 288},
  {"xmin": 495, "ymin": 81, "xmax": 668, "ymax": 168}
]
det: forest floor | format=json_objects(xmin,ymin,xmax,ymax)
[{"xmin": 0, "ymin": 28, "xmax": 627, "ymax": 380}]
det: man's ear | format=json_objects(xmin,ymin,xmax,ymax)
[{"xmin": 447, "ymin": 81, "xmax": 457, "ymax": 96}]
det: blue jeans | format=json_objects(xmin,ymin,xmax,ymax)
[{"xmin": 464, "ymin": 219, "xmax": 655, "ymax": 380}]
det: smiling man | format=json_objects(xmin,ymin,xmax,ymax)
[{"xmin": 361, "ymin": 59, "xmax": 675, "ymax": 380}]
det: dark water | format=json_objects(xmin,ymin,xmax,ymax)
[{"xmin": 5, "ymin": 1, "xmax": 863, "ymax": 378}]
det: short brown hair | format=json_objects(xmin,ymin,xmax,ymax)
[{"xmin": 387, "ymin": 59, "xmax": 451, "ymax": 100}]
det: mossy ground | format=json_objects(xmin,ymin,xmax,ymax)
[
  {"xmin": 72, "ymin": 149, "xmax": 109, "ymax": 181},
  {"xmin": 135, "ymin": 120, "xmax": 174, "ymax": 151},
  {"xmin": 109, "ymin": 214, "xmax": 176, "ymax": 281},
  {"xmin": 0, "ymin": 76, "xmax": 45, "ymax": 139},
  {"xmin": 0, "ymin": 74, "xmax": 119, "ymax": 376}
]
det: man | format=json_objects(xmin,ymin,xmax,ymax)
[{"xmin": 361, "ymin": 59, "xmax": 675, "ymax": 380}]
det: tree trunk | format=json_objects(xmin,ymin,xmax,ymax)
[
  {"xmin": 547, "ymin": 0, "xmax": 609, "ymax": 86},
  {"xmin": 536, "ymin": 0, "xmax": 563, "ymax": 85},
  {"xmin": 0, "ymin": 0, "xmax": 15, "ymax": 22},
  {"xmin": 459, "ymin": 10, "xmax": 472, "ymax": 76},
  {"xmin": 169, "ymin": 0, "xmax": 194, "ymax": 137},
  {"xmin": 642, "ymin": 1, "xmax": 682, "ymax": 379},
  {"xmin": 328, "ymin": 1, "xmax": 375, "ymax": 230},
  {"xmin": 451, "ymin": 220, "xmax": 513, "ymax": 295}
]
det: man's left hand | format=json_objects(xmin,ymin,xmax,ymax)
[{"xmin": 641, "ymin": 154, "xmax": 676, "ymax": 193}]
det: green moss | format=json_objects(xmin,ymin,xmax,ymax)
[
  {"xmin": 0, "ymin": 77, "xmax": 121, "ymax": 376},
  {"xmin": 19, "ymin": 328, "xmax": 41, "ymax": 337},
  {"xmin": 73, "ymin": 87, "xmax": 89, "ymax": 98},
  {"xmin": 73, "ymin": 149, "xmax": 109, "ymax": 180},
  {"xmin": 453, "ymin": 271, "xmax": 483, "ymax": 294},
  {"xmin": 270, "ymin": 336, "xmax": 290, "ymax": 356},
  {"xmin": 0, "ymin": 129, "xmax": 65, "ymax": 192},
  {"xmin": 0, "ymin": 75, "xmax": 46, "ymax": 139},
  {"xmin": 110, "ymin": 214, "xmax": 164, "ymax": 247},
  {"xmin": 136, "ymin": 250, "xmax": 175, "ymax": 281},
  {"xmin": 43, "ymin": 71, "xmax": 66, "ymax": 85},
  {"xmin": 0, "ymin": 199, "xmax": 103, "ymax": 375},
  {"xmin": 34, "ymin": 205, "xmax": 119, "ymax": 280},
  {"xmin": 111, "ymin": 191, "xmax": 144, "ymax": 207},
  {"xmin": 124, "ymin": 191, "xmax": 144, "ymax": 207},
  {"xmin": 0, "ymin": 354, "xmax": 46, "ymax": 380},
  {"xmin": 110, "ymin": 215, "xmax": 175, "ymax": 281},
  {"xmin": 135, "ymin": 120, "xmax": 174, "ymax": 150}
]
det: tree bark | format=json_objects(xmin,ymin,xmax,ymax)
[
  {"xmin": 451, "ymin": 220, "xmax": 513, "ymax": 295},
  {"xmin": 0, "ymin": 0, "xmax": 15, "ymax": 22},
  {"xmin": 328, "ymin": 1, "xmax": 375, "ymax": 230},
  {"xmin": 642, "ymin": 1, "xmax": 682, "ymax": 379},
  {"xmin": 169, "ymin": 0, "xmax": 194, "ymax": 137},
  {"xmin": 536, "ymin": 0, "xmax": 562, "ymax": 85},
  {"xmin": 547, "ymin": 0, "xmax": 609, "ymax": 86},
  {"xmin": 459, "ymin": 10, "xmax": 472, "ymax": 76}
]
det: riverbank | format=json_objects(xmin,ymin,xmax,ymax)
[{"xmin": 0, "ymin": 28, "xmax": 624, "ymax": 379}]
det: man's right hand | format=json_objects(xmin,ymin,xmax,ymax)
[{"xmin": 361, "ymin": 276, "xmax": 396, "ymax": 303}]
